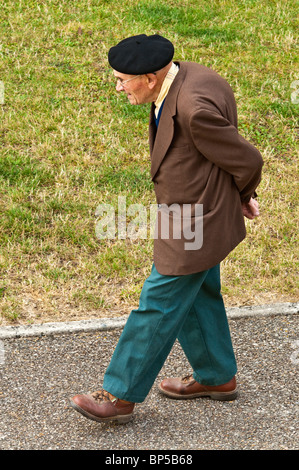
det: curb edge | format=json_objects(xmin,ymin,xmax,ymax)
[{"xmin": 0, "ymin": 302, "xmax": 298, "ymax": 339}]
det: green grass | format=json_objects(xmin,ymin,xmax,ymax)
[{"xmin": 0, "ymin": 0, "xmax": 298, "ymax": 324}]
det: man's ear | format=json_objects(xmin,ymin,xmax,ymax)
[{"xmin": 145, "ymin": 73, "xmax": 158, "ymax": 90}]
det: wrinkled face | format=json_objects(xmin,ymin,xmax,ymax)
[{"xmin": 113, "ymin": 70, "xmax": 158, "ymax": 105}]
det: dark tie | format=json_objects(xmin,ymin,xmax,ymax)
[{"xmin": 154, "ymin": 99, "xmax": 165, "ymax": 127}]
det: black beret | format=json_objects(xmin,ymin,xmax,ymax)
[{"xmin": 108, "ymin": 34, "xmax": 174, "ymax": 74}]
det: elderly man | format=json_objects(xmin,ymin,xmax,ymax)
[{"xmin": 70, "ymin": 34, "xmax": 263, "ymax": 424}]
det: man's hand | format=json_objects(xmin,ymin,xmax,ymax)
[{"xmin": 242, "ymin": 197, "xmax": 260, "ymax": 219}]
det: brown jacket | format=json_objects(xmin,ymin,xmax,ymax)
[{"xmin": 149, "ymin": 61, "xmax": 263, "ymax": 275}]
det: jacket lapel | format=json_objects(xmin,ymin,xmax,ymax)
[{"xmin": 149, "ymin": 63, "xmax": 186, "ymax": 180}]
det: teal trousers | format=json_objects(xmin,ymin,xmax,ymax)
[{"xmin": 103, "ymin": 263, "xmax": 237, "ymax": 403}]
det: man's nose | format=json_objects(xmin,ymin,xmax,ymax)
[{"xmin": 116, "ymin": 82, "xmax": 124, "ymax": 92}]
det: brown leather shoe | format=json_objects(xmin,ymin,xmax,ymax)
[
  {"xmin": 158, "ymin": 375, "xmax": 238, "ymax": 401},
  {"xmin": 69, "ymin": 390, "xmax": 135, "ymax": 424}
]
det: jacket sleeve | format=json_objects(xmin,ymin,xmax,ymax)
[{"xmin": 190, "ymin": 107, "xmax": 263, "ymax": 202}]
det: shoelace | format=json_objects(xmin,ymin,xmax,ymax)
[
  {"xmin": 181, "ymin": 374, "xmax": 194, "ymax": 383},
  {"xmin": 91, "ymin": 390, "xmax": 117, "ymax": 403}
]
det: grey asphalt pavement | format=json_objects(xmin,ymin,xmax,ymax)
[{"xmin": 0, "ymin": 302, "xmax": 298, "ymax": 451}]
